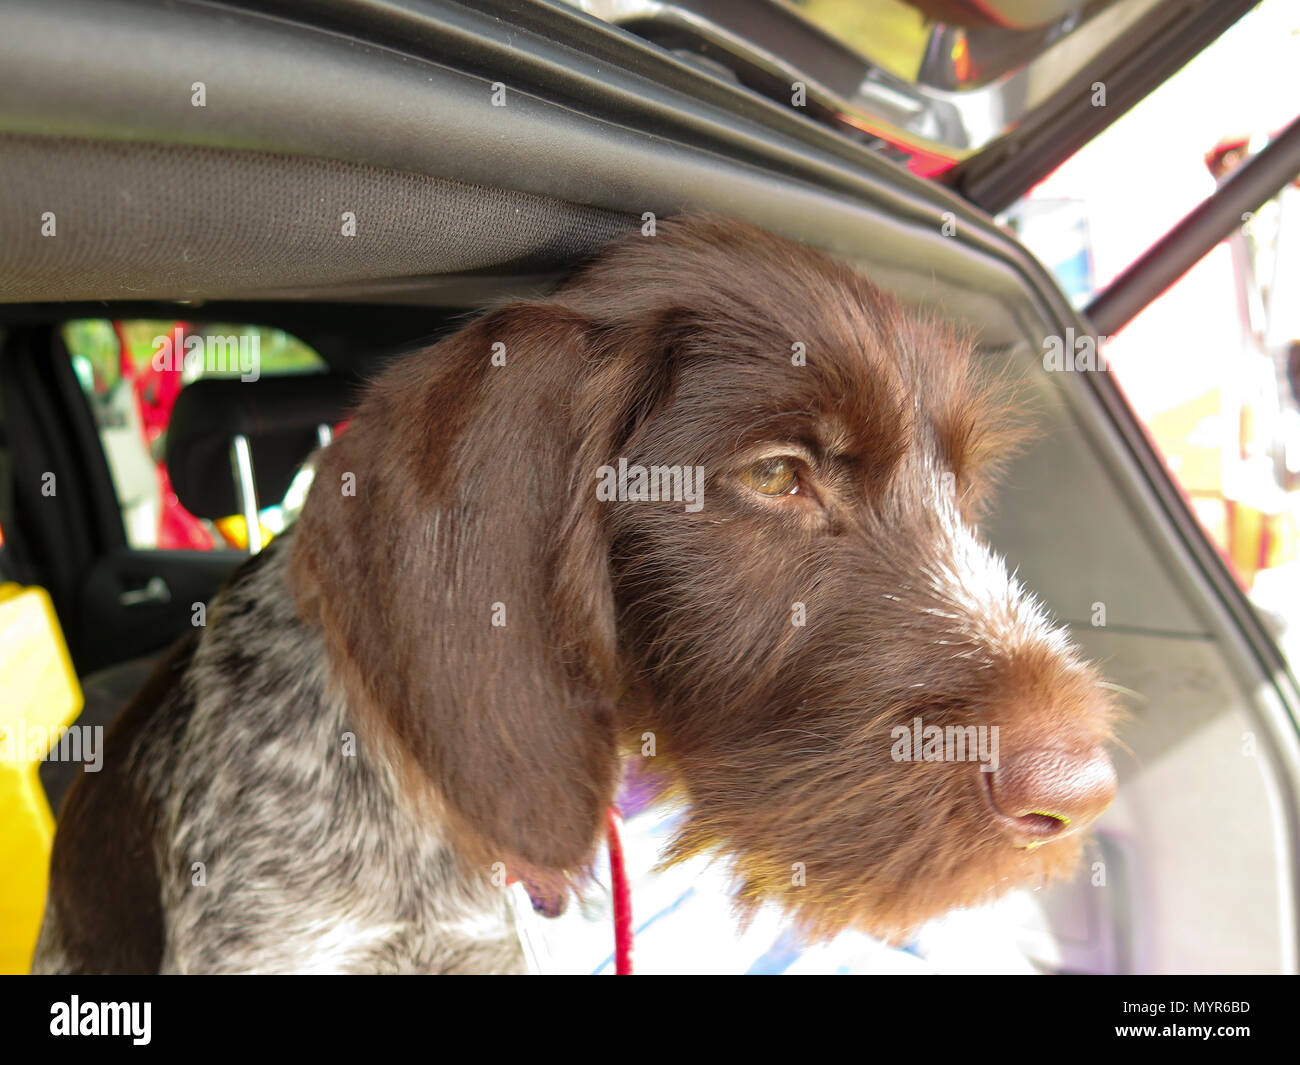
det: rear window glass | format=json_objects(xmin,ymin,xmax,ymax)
[{"xmin": 64, "ymin": 319, "xmax": 326, "ymax": 551}]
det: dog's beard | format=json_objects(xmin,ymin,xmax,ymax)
[
  {"xmin": 610, "ymin": 511, "xmax": 1114, "ymax": 946},
  {"xmin": 637, "ymin": 736, "xmax": 1092, "ymax": 946}
]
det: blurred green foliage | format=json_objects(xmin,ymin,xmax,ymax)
[{"xmin": 63, "ymin": 319, "xmax": 323, "ymax": 397}]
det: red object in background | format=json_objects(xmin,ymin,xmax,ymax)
[
  {"xmin": 113, "ymin": 319, "xmax": 184, "ymax": 446},
  {"xmin": 1205, "ymin": 130, "xmax": 1300, "ymax": 188},
  {"xmin": 951, "ymin": 32, "xmax": 971, "ymax": 84},
  {"xmin": 155, "ymin": 468, "xmax": 213, "ymax": 551},
  {"xmin": 832, "ymin": 109, "xmax": 958, "ymax": 179},
  {"xmin": 112, "ymin": 321, "xmax": 214, "ymax": 551}
]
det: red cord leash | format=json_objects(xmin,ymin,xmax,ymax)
[
  {"xmin": 508, "ymin": 808, "xmax": 633, "ymax": 974},
  {"xmin": 606, "ymin": 808, "xmax": 633, "ymax": 975}
]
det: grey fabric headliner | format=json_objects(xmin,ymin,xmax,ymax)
[{"xmin": 0, "ymin": 133, "xmax": 639, "ymax": 303}]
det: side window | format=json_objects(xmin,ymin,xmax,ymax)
[
  {"xmin": 1003, "ymin": 2, "xmax": 1300, "ymax": 661},
  {"xmin": 63, "ymin": 319, "xmax": 327, "ymax": 551}
]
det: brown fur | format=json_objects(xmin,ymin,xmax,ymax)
[{"xmin": 290, "ymin": 214, "xmax": 1116, "ymax": 943}]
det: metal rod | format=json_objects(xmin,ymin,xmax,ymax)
[
  {"xmin": 230, "ymin": 434, "xmax": 262, "ymax": 555},
  {"xmin": 1086, "ymin": 114, "xmax": 1300, "ymax": 337}
]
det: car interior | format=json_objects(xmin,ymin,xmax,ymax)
[{"xmin": 1, "ymin": 0, "xmax": 1298, "ymax": 974}]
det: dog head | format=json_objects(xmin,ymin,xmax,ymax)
[{"xmin": 292, "ymin": 214, "xmax": 1117, "ymax": 940}]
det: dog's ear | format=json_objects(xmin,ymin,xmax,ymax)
[{"xmin": 291, "ymin": 303, "xmax": 647, "ymax": 873}]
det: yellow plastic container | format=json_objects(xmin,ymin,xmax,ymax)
[{"xmin": 0, "ymin": 583, "xmax": 82, "ymax": 974}]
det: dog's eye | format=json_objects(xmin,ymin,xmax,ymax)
[{"xmin": 740, "ymin": 457, "xmax": 800, "ymax": 496}]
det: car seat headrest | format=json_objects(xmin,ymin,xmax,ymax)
[{"xmin": 165, "ymin": 375, "xmax": 353, "ymax": 524}]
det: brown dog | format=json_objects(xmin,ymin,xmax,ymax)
[{"xmin": 36, "ymin": 214, "xmax": 1116, "ymax": 972}]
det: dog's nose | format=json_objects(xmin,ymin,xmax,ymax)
[{"xmin": 984, "ymin": 747, "xmax": 1116, "ymax": 847}]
